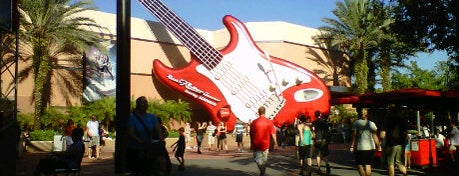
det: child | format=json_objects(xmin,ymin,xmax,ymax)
[{"xmin": 171, "ymin": 127, "xmax": 186, "ymax": 171}]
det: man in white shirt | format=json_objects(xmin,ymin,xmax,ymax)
[{"xmin": 86, "ymin": 115, "xmax": 100, "ymax": 159}]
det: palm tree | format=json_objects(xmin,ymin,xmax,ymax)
[
  {"xmin": 306, "ymin": 40, "xmax": 350, "ymax": 87},
  {"xmin": 316, "ymin": 0, "xmax": 390, "ymax": 94},
  {"xmin": 17, "ymin": 0, "xmax": 106, "ymax": 128}
]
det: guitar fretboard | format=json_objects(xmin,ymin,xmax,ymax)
[{"xmin": 139, "ymin": 0, "xmax": 221, "ymax": 70}]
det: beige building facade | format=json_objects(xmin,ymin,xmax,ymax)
[{"xmin": 6, "ymin": 10, "xmax": 350, "ymax": 119}]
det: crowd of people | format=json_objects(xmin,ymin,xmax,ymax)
[{"xmin": 28, "ymin": 96, "xmax": 459, "ymax": 176}]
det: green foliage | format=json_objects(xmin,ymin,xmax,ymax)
[
  {"xmin": 391, "ymin": 61, "xmax": 447, "ymax": 90},
  {"xmin": 39, "ymin": 107, "xmax": 67, "ymax": 132},
  {"xmin": 18, "ymin": 96, "xmax": 192, "ymax": 135},
  {"xmin": 66, "ymin": 105, "xmax": 92, "ymax": 128},
  {"xmin": 168, "ymin": 129, "xmax": 180, "ymax": 138},
  {"xmin": 17, "ymin": 113, "xmax": 35, "ymax": 130},
  {"xmin": 393, "ymin": 0, "xmax": 459, "ymax": 62},
  {"xmin": 331, "ymin": 105, "xmax": 358, "ymax": 126},
  {"xmin": 140, "ymin": 98, "xmax": 192, "ymax": 128},
  {"xmin": 82, "ymin": 96, "xmax": 116, "ymax": 130},
  {"xmin": 29, "ymin": 130, "xmax": 56, "ymax": 141}
]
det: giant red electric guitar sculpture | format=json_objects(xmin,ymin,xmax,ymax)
[{"xmin": 139, "ymin": 0, "xmax": 330, "ymax": 130}]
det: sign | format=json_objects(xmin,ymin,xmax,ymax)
[{"xmin": 411, "ymin": 140, "xmax": 419, "ymax": 151}]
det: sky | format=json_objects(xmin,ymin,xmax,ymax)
[{"xmin": 92, "ymin": 0, "xmax": 447, "ymax": 70}]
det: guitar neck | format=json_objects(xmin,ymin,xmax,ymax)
[{"xmin": 139, "ymin": 0, "xmax": 222, "ymax": 68}]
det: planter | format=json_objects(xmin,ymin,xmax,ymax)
[
  {"xmin": 28, "ymin": 141, "xmax": 54, "ymax": 152},
  {"xmin": 165, "ymin": 137, "xmax": 178, "ymax": 146}
]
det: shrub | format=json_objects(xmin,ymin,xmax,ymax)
[
  {"xmin": 168, "ymin": 129, "xmax": 180, "ymax": 138},
  {"xmin": 17, "ymin": 113, "xmax": 35, "ymax": 130},
  {"xmin": 29, "ymin": 130, "xmax": 56, "ymax": 141}
]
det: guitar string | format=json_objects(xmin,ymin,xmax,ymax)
[
  {"xmin": 141, "ymin": 0, "xmax": 282, "ymax": 113},
  {"xmin": 143, "ymin": 0, "xmax": 278, "ymax": 111},
  {"xmin": 143, "ymin": 0, "xmax": 265, "ymax": 109}
]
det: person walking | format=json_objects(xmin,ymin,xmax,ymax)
[
  {"xmin": 250, "ymin": 106, "xmax": 278, "ymax": 176},
  {"xmin": 171, "ymin": 127, "xmax": 186, "ymax": 171},
  {"xmin": 297, "ymin": 114, "xmax": 314, "ymax": 176},
  {"xmin": 86, "ymin": 115, "xmax": 100, "ymax": 159},
  {"xmin": 206, "ymin": 121, "xmax": 217, "ymax": 150},
  {"xmin": 338, "ymin": 119, "xmax": 349, "ymax": 143},
  {"xmin": 233, "ymin": 118, "xmax": 246, "ymax": 152},
  {"xmin": 350, "ymin": 109, "xmax": 381, "ymax": 176},
  {"xmin": 380, "ymin": 106, "xmax": 408, "ymax": 176},
  {"xmin": 126, "ymin": 96, "xmax": 165, "ymax": 176},
  {"xmin": 195, "ymin": 121, "xmax": 207, "ymax": 154},
  {"xmin": 185, "ymin": 122, "xmax": 192, "ymax": 149},
  {"xmin": 312, "ymin": 110, "xmax": 331, "ymax": 174}
]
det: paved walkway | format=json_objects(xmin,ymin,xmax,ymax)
[{"xmin": 15, "ymin": 137, "xmax": 459, "ymax": 176}]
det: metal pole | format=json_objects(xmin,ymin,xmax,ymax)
[
  {"xmin": 115, "ymin": 0, "xmax": 131, "ymax": 174},
  {"xmin": 417, "ymin": 111, "xmax": 421, "ymax": 137}
]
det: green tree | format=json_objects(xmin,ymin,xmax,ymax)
[
  {"xmin": 370, "ymin": 1, "xmax": 414, "ymax": 92},
  {"xmin": 392, "ymin": 0, "xmax": 458, "ymax": 62},
  {"xmin": 307, "ymin": 40, "xmax": 350, "ymax": 87},
  {"xmin": 390, "ymin": 0, "xmax": 459, "ymax": 91},
  {"xmin": 316, "ymin": 0, "xmax": 390, "ymax": 94},
  {"xmin": 391, "ymin": 61, "xmax": 441, "ymax": 90},
  {"xmin": 432, "ymin": 60, "xmax": 459, "ymax": 90},
  {"xmin": 17, "ymin": 0, "xmax": 105, "ymax": 128}
]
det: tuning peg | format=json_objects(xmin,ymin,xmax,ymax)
[
  {"xmin": 282, "ymin": 79, "xmax": 289, "ymax": 86},
  {"xmin": 269, "ymin": 83, "xmax": 276, "ymax": 92},
  {"xmin": 295, "ymin": 77, "xmax": 303, "ymax": 85}
]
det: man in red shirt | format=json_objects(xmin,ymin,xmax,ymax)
[{"xmin": 250, "ymin": 106, "xmax": 278, "ymax": 176}]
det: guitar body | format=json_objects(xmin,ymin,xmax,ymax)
[{"xmin": 153, "ymin": 15, "xmax": 330, "ymax": 130}]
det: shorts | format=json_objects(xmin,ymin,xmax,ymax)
[
  {"xmin": 236, "ymin": 133, "xmax": 243, "ymax": 143},
  {"xmin": 185, "ymin": 134, "xmax": 191, "ymax": 143},
  {"xmin": 385, "ymin": 145, "xmax": 403, "ymax": 166},
  {"xmin": 354, "ymin": 150, "xmax": 374, "ymax": 165},
  {"xmin": 253, "ymin": 150, "xmax": 269, "ymax": 166},
  {"xmin": 89, "ymin": 136, "xmax": 100, "ymax": 147},
  {"xmin": 207, "ymin": 135, "xmax": 215, "ymax": 144},
  {"xmin": 313, "ymin": 139, "xmax": 329, "ymax": 157},
  {"xmin": 298, "ymin": 145, "xmax": 313, "ymax": 160}
]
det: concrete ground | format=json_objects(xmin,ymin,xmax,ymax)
[{"xmin": 15, "ymin": 136, "xmax": 459, "ymax": 176}]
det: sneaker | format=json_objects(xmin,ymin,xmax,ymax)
[{"xmin": 326, "ymin": 164, "xmax": 331, "ymax": 174}]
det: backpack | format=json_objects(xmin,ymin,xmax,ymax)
[{"xmin": 313, "ymin": 119, "xmax": 329, "ymax": 140}]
